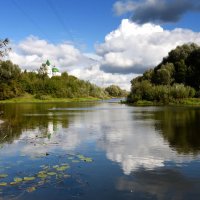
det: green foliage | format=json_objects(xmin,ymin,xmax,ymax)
[
  {"xmin": 186, "ymin": 48, "xmax": 200, "ymax": 90},
  {"xmin": 0, "ymin": 60, "xmax": 21, "ymax": 82},
  {"xmin": 105, "ymin": 85, "xmax": 128, "ymax": 97},
  {"xmin": 0, "ymin": 38, "xmax": 10, "ymax": 58},
  {"xmin": 0, "ymin": 61, "xmax": 108, "ymax": 100},
  {"xmin": 152, "ymin": 63, "xmax": 175, "ymax": 85},
  {"xmin": 0, "ymin": 61, "xmax": 22, "ymax": 100},
  {"xmin": 128, "ymin": 43, "xmax": 200, "ymax": 104}
]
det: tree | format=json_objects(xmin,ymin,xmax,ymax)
[
  {"xmin": 186, "ymin": 49, "xmax": 200, "ymax": 90},
  {"xmin": 105, "ymin": 85, "xmax": 128, "ymax": 97},
  {"xmin": 0, "ymin": 38, "xmax": 11, "ymax": 59},
  {"xmin": 162, "ymin": 43, "xmax": 199, "ymax": 65},
  {"xmin": 152, "ymin": 63, "xmax": 174, "ymax": 85},
  {"xmin": 0, "ymin": 61, "xmax": 22, "ymax": 100},
  {"xmin": 0, "ymin": 60, "xmax": 21, "ymax": 83},
  {"xmin": 127, "ymin": 43, "xmax": 200, "ymax": 104},
  {"xmin": 174, "ymin": 59, "xmax": 187, "ymax": 83}
]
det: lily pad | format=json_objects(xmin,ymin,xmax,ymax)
[
  {"xmin": 77, "ymin": 154, "xmax": 85, "ymax": 159},
  {"xmin": 14, "ymin": 177, "xmax": 23, "ymax": 183},
  {"xmin": 0, "ymin": 182, "xmax": 7, "ymax": 186},
  {"xmin": 37, "ymin": 173, "xmax": 47, "ymax": 179},
  {"xmin": 38, "ymin": 170, "xmax": 46, "ymax": 174},
  {"xmin": 77, "ymin": 154, "xmax": 93, "ymax": 162},
  {"xmin": 84, "ymin": 157, "xmax": 93, "ymax": 162},
  {"xmin": 0, "ymin": 174, "xmax": 8, "ymax": 179},
  {"xmin": 47, "ymin": 172, "xmax": 57, "ymax": 176},
  {"xmin": 24, "ymin": 177, "xmax": 35, "ymax": 181},
  {"xmin": 10, "ymin": 182, "xmax": 18, "ymax": 185},
  {"xmin": 56, "ymin": 165, "xmax": 70, "ymax": 171},
  {"xmin": 27, "ymin": 186, "xmax": 36, "ymax": 193}
]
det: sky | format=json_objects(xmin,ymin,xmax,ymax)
[{"xmin": 1, "ymin": 0, "xmax": 200, "ymax": 90}]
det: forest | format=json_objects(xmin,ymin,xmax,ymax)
[{"xmin": 127, "ymin": 43, "xmax": 200, "ymax": 104}]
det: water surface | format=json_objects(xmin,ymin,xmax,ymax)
[{"xmin": 0, "ymin": 101, "xmax": 200, "ymax": 199}]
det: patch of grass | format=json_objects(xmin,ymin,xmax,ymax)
[
  {"xmin": 0, "ymin": 94, "xmax": 101, "ymax": 104},
  {"xmin": 125, "ymin": 98, "xmax": 200, "ymax": 106},
  {"xmin": 134, "ymin": 100, "xmax": 155, "ymax": 106},
  {"xmin": 178, "ymin": 98, "xmax": 200, "ymax": 105}
]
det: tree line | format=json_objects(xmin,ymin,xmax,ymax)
[
  {"xmin": 127, "ymin": 43, "xmax": 200, "ymax": 104},
  {"xmin": 0, "ymin": 38, "xmax": 127, "ymax": 100}
]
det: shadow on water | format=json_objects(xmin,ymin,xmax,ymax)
[
  {"xmin": 153, "ymin": 107, "xmax": 200, "ymax": 154},
  {"xmin": 0, "ymin": 103, "xmax": 70, "ymax": 145},
  {"xmin": 131, "ymin": 106, "xmax": 200, "ymax": 155},
  {"xmin": 0, "ymin": 102, "xmax": 102, "ymax": 145}
]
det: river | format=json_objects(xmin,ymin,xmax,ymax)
[{"xmin": 0, "ymin": 100, "xmax": 200, "ymax": 199}]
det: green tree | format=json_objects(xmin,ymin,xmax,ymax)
[
  {"xmin": 174, "ymin": 59, "xmax": 187, "ymax": 83},
  {"xmin": 0, "ymin": 38, "xmax": 10, "ymax": 58},
  {"xmin": 186, "ymin": 49, "xmax": 200, "ymax": 90},
  {"xmin": 0, "ymin": 61, "xmax": 21, "ymax": 83},
  {"xmin": 153, "ymin": 63, "xmax": 174, "ymax": 85}
]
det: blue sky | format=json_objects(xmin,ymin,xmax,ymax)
[
  {"xmin": 1, "ymin": 0, "xmax": 200, "ymax": 51},
  {"xmin": 1, "ymin": 0, "xmax": 124, "ymax": 51},
  {"xmin": 1, "ymin": 0, "xmax": 200, "ymax": 90}
]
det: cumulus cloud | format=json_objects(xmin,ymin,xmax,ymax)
[
  {"xmin": 8, "ymin": 19, "xmax": 200, "ymax": 89},
  {"xmin": 96, "ymin": 19, "xmax": 200, "ymax": 74},
  {"xmin": 9, "ymin": 36, "xmax": 90, "ymax": 71},
  {"xmin": 113, "ymin": 0, "xmax": 200, "ymax": 24},
  {"xmin": 8, "ymin": 36, "xmax": 133, "ymax": 90},
  {"xmin": 70, "ymin": 63, "xmax": 134, "ymax": 90}
]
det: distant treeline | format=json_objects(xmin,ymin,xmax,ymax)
[
  {"xmin": 127, "ymin": 43, "xmax": 200, "ymax": 104},
  {"xmin": 0, "ymin": 60, "xmax": 128, "ymax": 100}
]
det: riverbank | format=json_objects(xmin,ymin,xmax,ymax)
[
  {"xmin": 0, "ymin": 94, "xmax": 101, "ymax": 104},
  {"xmin": 124, "ymin": 98, "xmax": 200, "ymax": 106}
]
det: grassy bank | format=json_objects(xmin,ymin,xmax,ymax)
[
  {"xmin": 124, "ymin": 98, "xmax": 200, "ymax": 106},
  {"xmin": 0, "ymin": 94, "xmax": 101, "ymax": 104}
]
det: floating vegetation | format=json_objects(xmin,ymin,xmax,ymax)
[
  {"xmin": 26, "ymin": 186, "xmax": 36, "ymax": 193},
  {"xmin": 0, "ymin": 182, "xmax": 7, "ymax": 186},
  {"xmin": 0, "ymin": 174, "xmax": 8, "ymax": 179},
  {"xmin": 55, "ymin": 165, "xmax": 70, "ymax": 171},
  {"xmin": 47, "ymin": 172, "xmax": 56, "ymax": 176},
  {"xmin": 77, "ymin": 154, "xmax": 93, "ymax": 162},
  {"xmin": 0, "ymin": 152, "xmax": 93, "ymax": 197},
  {"xmin": 10, "ymin": 182, "xmax": 18, "ymax": 185},
  {"xmin": 24, "ymin": 177, "xmax": 36, "ymax": 181},
  {"xmin": 37, "ymin": 172, "xmax": 47, "ymax": 179},
  {"xmin": 14, "ymin": 177, "xmax": 23, "ymax": 183}
]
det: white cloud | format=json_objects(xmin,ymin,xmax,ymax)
[
  {"xmin": 96, "ymin": 19, "xmax": 200, "ymax": 74},
  {"xmin": 9, "ymin": 36, "xmax": 84, "ymax": 71},
  {"xmin": 70, "ymin": 63, "xmax": 134, "ymax": 90},
  {"xmin": 8, "ymin": 20, "xmax": 200, "ymax": 90},
  {"xmin": 8, "ymin": 36, "xmax": 133, "ymax": 90}
]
